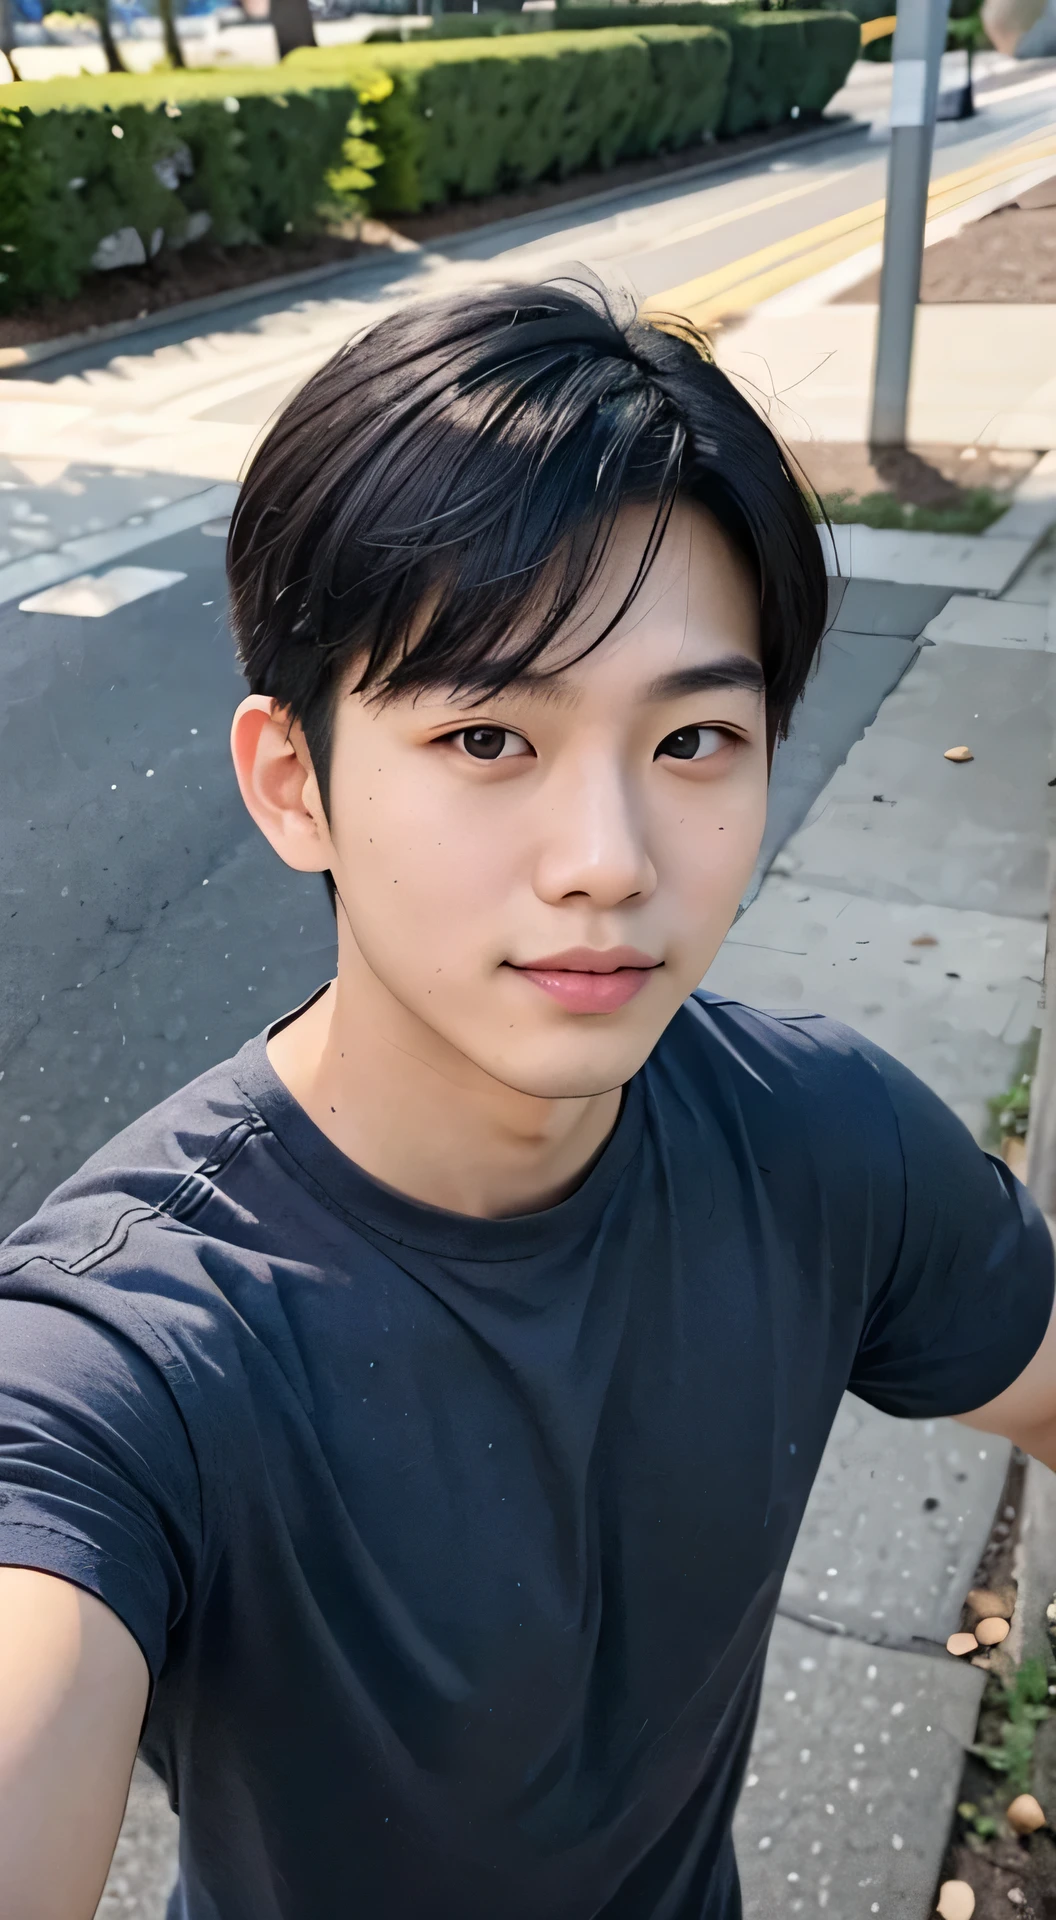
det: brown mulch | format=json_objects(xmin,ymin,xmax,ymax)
[
  {"xmin": 835, "ymin": 172, "xmax": 1056, "ymax": 306},
  {"xmin": 939, "ymin": 1827, "xmax": 1056, "ymax": 1920},
  {"xmin": 0, "ymin": 114, "xmax": 850, "ymax": 354},
  {"xmin": 930, "ymin": 1447, "xmax": 1056, "ymax": 1920},
  {"xmin": 785, "ymin": 439, "xmax": 1037, "ymax": 507}
]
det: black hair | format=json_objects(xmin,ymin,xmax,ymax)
[{"xmin": 227, "ymin": 275, "xmax": 828, "ymax": 918}]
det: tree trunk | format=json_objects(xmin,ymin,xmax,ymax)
[
  {"xmin": 95, "ymin": 0, "xmax": 127, "ymax": 72},
  {"xmin": 0, "ymin": 0, "xmax": 15, "ymax": 62},
  {"xmin": 270, "ymin": 0, "xmax": 316, "ymax": 59},
  {"xmin": 157, "ymin": 0, "xmax": 186, "ymax": 67}
]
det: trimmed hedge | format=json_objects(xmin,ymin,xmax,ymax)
[
  {"xmin": 0, "ymin": 65, "xmax": 386, "ymax": 312},
  {"xmin": 287, "ymin": 26, "xmax": 733, "ymax": 213},
  {"xmin": 553, "ymin": 1, "xmax": 859, "ymax": 130},
  {"xmin": 0, "ymin": 3, "xmax": 858, "ymax": 312}
]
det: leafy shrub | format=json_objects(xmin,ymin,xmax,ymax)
[
  {"xmin": 553, "ymin": 2, "xmax": 859, "ymax": 129},
  {"xmin": 287, "ymin": 25, "xmax": 732, "ymax": 212},
  {"xmin": 0, "ymin": 64, "xmax": 386, "ymax": 312}
]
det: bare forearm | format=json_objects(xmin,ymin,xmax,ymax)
[{"xmin": 0, "ymin": 1568, "xmax": 148, "ymax": 1920}]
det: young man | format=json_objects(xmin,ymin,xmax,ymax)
[{"xmin": 1, "ymin": 278, "xmax": 1054, "ymax": 1920}]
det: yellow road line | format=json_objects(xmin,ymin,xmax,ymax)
[
  {"xmin": 632, "ymin": 164, "xmax": 859, "ymax": 253},
  {"xmin": 643, "ymin": 127, "xmax": 1056, "ymax": 327}
]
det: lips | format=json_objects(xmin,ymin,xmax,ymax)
[{"xmin": 507, "ymin": 947, "xmax": 661, "ymax": 1015}]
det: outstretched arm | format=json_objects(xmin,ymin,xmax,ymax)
[
  {"xmin": 0, "ymin": 1567, "xmax": 149, "ymax": 1920},
  {"xmin": 952, "ymin": 1220, "xmax": 1056, "ymax": 1463}
]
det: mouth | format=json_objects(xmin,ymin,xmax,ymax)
[{"xmin": 505, "ymin": 947, "xmax": 663, "ymax": 1015}]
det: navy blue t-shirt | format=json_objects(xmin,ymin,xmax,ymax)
[{"xmin": 0, "ymin": 985, "xmax": 1052, "ymax": 1920}]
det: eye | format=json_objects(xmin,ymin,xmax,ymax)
[
  {"xmin": 655, "ymin": 725, "xmax": 731, "ymax": 763},
  {"xmin": 454, "ymin": 726, "xmax": 532, "ymax": 762}
]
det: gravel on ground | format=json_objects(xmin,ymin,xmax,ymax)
[
  {"xmin": 786, "ymin": 441, "xmax": 1037, "ymax": 509},
  {"xmin": 836, "ymin": 172, "xmax": 1056, "ymax": 306}
]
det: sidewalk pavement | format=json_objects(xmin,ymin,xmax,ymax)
[{"xmin": 705, "ymin": 453, "xmax": 1056, "ymax": 1917}]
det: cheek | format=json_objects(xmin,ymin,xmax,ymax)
[
  {"xmin": 329, "ymin": 760, "xmax": 523, "ymax": 955},
  {"xmin": 660, "ymin": 779, "xmax": 767, "ymax": 931}
]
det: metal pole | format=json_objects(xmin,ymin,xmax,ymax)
[{"xmin": 868, "ymin": 0, "xmax": 952, "ymax": 447}]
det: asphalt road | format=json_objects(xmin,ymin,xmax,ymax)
[{"xmin": 0, "ymin": 524, "xmax": 337, "ymax": 1238}]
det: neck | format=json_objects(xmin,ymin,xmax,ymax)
[{"xmin": 265, "ymin": 956, "xmax": 624, "ymax": 1222}]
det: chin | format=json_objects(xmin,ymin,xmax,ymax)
[{"xmin": 478, "ymin": 1033, "xmax": 659, "ymax": 1102}]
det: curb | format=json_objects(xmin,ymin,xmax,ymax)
[{"xmin": 0, "ymin": 114, "xmax": 869, "ymax": 376}]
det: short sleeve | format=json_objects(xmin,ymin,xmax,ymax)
[
  {"xmin": 846, "ymin": 1039, "xmax": 1055, "ymax": 1420},
  {"xmin": 0, "ymin": 1297, "xmax": 201, "ymax": 1681}
]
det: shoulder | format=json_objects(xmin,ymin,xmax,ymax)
[
  {"xmin": 0, "ymin": 1047, "xmax": 267, "ymax": 1387},
  {"xmin": 655, "ymin": 990, "xmax": 902, "ymax": 1127}
]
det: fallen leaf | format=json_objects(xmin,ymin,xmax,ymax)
[
  {"xmin": 947, "ymin": 1630, "xmax": 979, "ymax": 1656},
  {"xmin": 945, "ymin": 746, "xmax": 974, "ymax": 763},
  {"xmin": 1007, "ymin": 1793, "xmax": 1046, "ymax": 1834},
  {"xmin": 911, "ymin": 935, "xmax": 939, "ymax": 947}
]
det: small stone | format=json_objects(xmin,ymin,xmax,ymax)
[
  {"xmin": 937, "ymin": 1881, "xmax": 975, "ymax": 1920},
  {"xmin": 944, "ymin": 746, "xmax": 974, "ymax": 762},
  {"xmin": 1008, "ymin": 1890, "xmax": 1026, "ymax": 1907},
  {"xmin": 947, "ymin": 1631, "xmax": 979, "ymax": 1657},
  {"xmin": 1007, "ymin": 1794, "xmax": 1045, "ymax": 1834},
  {"xmin": 967, "ymin": 1586, "xmax": 1015, "ymax": 1622},
  {"xmin": 971, "ymin": 1655, "xmax": 992, "ymax": 1669},
  {"xmin": 976, "ymin": 1616, "xmax": 1011, "ymax": 1646}
]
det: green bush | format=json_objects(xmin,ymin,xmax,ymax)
[
  {"xmin": 0, "ymin": 64, "xmax": 385, "ymax": 312},
  {"xmin": 554, "ymin": 2, "xmax": 859, "ymax": 128},
  {"xmin": 287, "ymin": 25, "xmax": 732, "ymax": 212},
  {"xmin": 681, "ymin": 8, "xmax": 859, "ymax": 130}
]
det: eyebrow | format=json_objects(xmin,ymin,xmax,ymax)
[
  {"xmin": 645, "ymin": 659, "xmax": 766, "ymax": 702},
  {"xmin": 442, "ymin": 652, "xmax": 766, "ymax": 713}
]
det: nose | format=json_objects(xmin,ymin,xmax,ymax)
[{"xmin": 532, "ymin": 748, "xmax": 658, "ymax": 910}]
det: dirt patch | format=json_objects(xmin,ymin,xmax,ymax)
[
  {"xmin": 0, "ymin": 114, "xmax": 852, "ymax": 352},
  {"xmin": 940, "ymin": 1824, "xmax": 1056, "ymax": 1920},
  {"xmin": 784, "ymin": 440, "xmax": 1037, "ymax": 508},
  {"xmin": 931, "ymin": 1448, "xmax": 1056, "ymax": 1920},
  {"xmin": 835, "ymin": 172, "xmax": 1056, "ymax": 306}
]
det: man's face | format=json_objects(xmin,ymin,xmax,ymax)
[{"xmin": 319, "ymin": 497, "xmax": 768, "ymax": 1099}]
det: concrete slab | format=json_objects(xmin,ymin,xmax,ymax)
[
  {"xmin": 715, "ymin": 305, "xmax": 1056, "ymax": 449},
  {"xmin": 921, "ymin": 595, "xmax": 1051, "ymax": 651},
  {"xmin": 829, "ymin": 581, "xmax": 953, "ymax": 638},
  {"xmin": 984, "ymin": 448, "xmax": 1056, "ymax": 544},
  {"xmin": 744, "ymin": 629, "xmax": 924, "ymax": 911},
  {"xmin": 820, "ymin": 523, "xmax": 1033, "ymax": 593},
  {"xmin": 780, "ymin": 1397, "xmax": 1013, "ymax": 1649},
  {"xmin": 703, "ymin": 875, "xmax": 1045, "ymax": 1138},
  {"xmin": 1002, "ymin": 529, "xmax": 1056, "ymax": 607},
  {"xmin": 767, "ymin": 642, "xmax": 1056, "ymax": 922},
  {"xmin": 0, "ymin": 484, "xmax": 239, "ymax": 608},
  {"xmin": 0, "ymin": 460, "xmax": 207, "ymax": 565},
  {"xmin": 20, "ymin": 566, "xmax": 187, "ymax": 618},
  {"xmin": 733, "ymin": 1614, "xmax": 986, "ymax": 1920},
  {"xmin": 95, "ymin": 1762, "xmax": 178, "ymax": 1920}
]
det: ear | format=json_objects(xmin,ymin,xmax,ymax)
[{"xmin": 230, "ymin": 696, "xmax": 334, "ymax": 876}]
